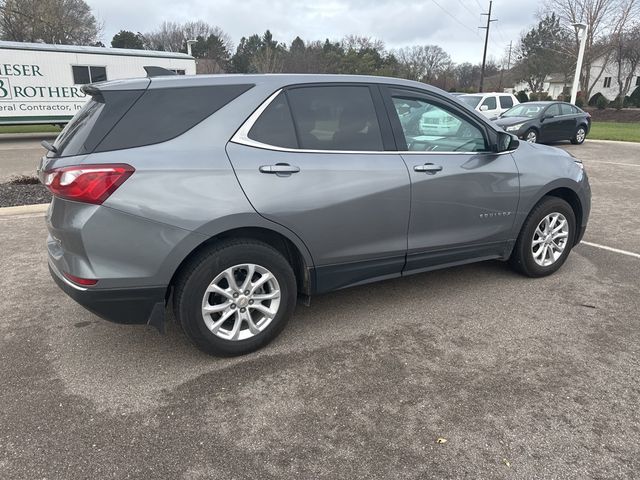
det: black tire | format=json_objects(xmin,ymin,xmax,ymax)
[
  {"xmin": 510, "ymin": 196, "xmax": 576, "ymax": 277},
  {"xmin": 570, "ymin": 125, "xmax": 587, "ymax": 145},
  {"xmin": 524, "ymin": 128, "xmax": 538, "ymax": 143},
  {"xmin": 173, "ymin": 239, "xmax": 297, "ymax": 356}
]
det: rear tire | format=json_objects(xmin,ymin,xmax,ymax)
[
  {"xmin": 173, "ymin": 239, "xmax": 297, "ymax": 356},
  {"xmin": 570, "ymin": 125, "xmax": 587, "ymax": 144},
  {"xmin": 510, "ymin": 196, "xmax": 576, "ymax": 277}
]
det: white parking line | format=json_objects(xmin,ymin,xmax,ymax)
[
  {"xmin": 585, "ymin": 160, "xmax": 640, "ymax": 167},
  {"xmin": 581, "ymin": 241, "xmax": 640, "ymax": 259}
]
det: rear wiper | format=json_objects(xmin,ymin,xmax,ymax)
[{"xmin": 41, "ymin": 140, "xmax": 58, "ymax": 154}]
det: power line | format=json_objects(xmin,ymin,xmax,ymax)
[
  {"xmin": 456, "ymin": 0, "xmax": 479, "ymax": 19},
  {"xmin": 430, "ymin": 0, "xmax": 480, "ymax": 37}
]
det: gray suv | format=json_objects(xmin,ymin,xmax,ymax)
[{"xmin": 40, "ymin": 73, "xmax": 591, "ymax": 356}]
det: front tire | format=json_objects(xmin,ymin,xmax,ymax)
[
  {"xmin": 510, "ymin": 196, "xmax": 576, "ymax": 277},
  {"xmin": 173, "ymin": 239, "xmax": 297, "ymax": 356},
  {"xmin": 570, "ymin": 125, "xmax": 587, "ymax": 144},
  {"xmin": 524, "ymin": 128, "xmax": 538, "ymax": 143}
]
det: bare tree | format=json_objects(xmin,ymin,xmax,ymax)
[
  {"xmin": 543, "ymin": 0, "xmax": 639, "ymax": 98},
  {"xmin": 394, "ymin": 45, "xmax": 452, "ymax": 82},
  {"xmin": 0, "ymin": 0, "xmax": 101, "ymax": 45},
  {"xmin": 143, "ymin": 21, "xmax": 232, "ymax": 55},
  {"xmin": 613, "ymin": 22, "xmax": 640, "ymax": 105}
]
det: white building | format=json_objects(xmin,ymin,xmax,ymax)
[
  {"xmin": 511, "ymin": 60, "xmax": 640, "ymax": 101},
  {"xmin": 0, "ymin": 41, "xmax": 196, "ymax": 125}
]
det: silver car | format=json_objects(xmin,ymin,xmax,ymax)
[{"xmin": 40, "ymin": 73, "xmax": 591, "ymax": 356}]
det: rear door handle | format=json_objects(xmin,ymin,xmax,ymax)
[
  {"xmin": 259, "ymin": 164, "xmax": 300, "ymax": 175},
  {"xmin": 413, "ymin": 163, "xmax": 443, "ymax": 173}
]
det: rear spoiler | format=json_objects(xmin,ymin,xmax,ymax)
[{"xmin": 143, "ymin": 66, "xmax": 177, "ymax": 78}]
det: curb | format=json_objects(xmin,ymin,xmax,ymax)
[
  {"xmin": 0, "ymin": 203, "xmax": 49, "ymax": 216},
  {"xmin": 587, "ymin": 139, "xmax": 640, "ymax": 145}
]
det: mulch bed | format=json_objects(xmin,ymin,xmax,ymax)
[
  {"xmin": 0, "ymin": 175, "xmax": 51, "ymax": 207},
  {"xmin": 585, "ymin": 108, "xmax": 640, "ymax": 123}
]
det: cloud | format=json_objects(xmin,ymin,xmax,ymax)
[{"xmin": 88, "ymin": 0, "xmax": 538, "ymax": 63}]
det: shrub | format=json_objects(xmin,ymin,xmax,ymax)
[
  {"xmin": 596, "ymin": 95, "xmax": 608, "ymax": 110},
  {"xmin": 516, "ymin": 90, "xmax": 528, "ymax": 103},
  {"xmin": 589, "ymin": 92, "xmax": 605, "ymax": 107},
  {"xmin": 629, "ymin": 87, "xmax": 640, "ymax": 107},
  {"xmin": 575, "ymin": 96, "xmax": 585, "ymax": 108}
]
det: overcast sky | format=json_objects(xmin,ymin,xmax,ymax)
[{"xmin": 88, "ymin": 0, "xmax": 541, "ymax": 64}]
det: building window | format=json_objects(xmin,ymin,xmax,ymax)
[
  {"xmin": 636, "ymin": 76, "xmax": 640, "ymax": 86},
  {"xmin": 170, "ymin": 69, "xmax": 186, "ymax": 75},
  {"xmin": 603, "ymin": 77, "xmax": 612, "ymax": 88},
  {"xmin": 72, "ymin": 66, "xmax": 107, "ymax": 85}
]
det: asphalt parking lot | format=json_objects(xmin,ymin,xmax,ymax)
[{"xmin": 1, "ymin": 139, "xmax": 639, "ymax": 479}]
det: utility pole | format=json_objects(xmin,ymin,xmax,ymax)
[
  {"xmin": 498, "ymin": 41, "xmax": 512, "ymax": 91},
  {"xmin": 479, "ymin": 0, "xmax": 497, "ymax": 92},
  {"xmin": 570, "ymin": 23, "xmax": 588, "ymax": 105}
]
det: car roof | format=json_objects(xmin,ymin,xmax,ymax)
[
  {"xmin": 96, "ymin": 73, "xmax": 450, "ymax": 96},
  {"xmin": 460, "ymin": 92, "xmax": 513, "ymax": 97}
]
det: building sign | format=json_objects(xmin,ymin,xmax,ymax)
[{"xmin": 0, "ymin": 63, "xmax": 86, "ymax": 121}]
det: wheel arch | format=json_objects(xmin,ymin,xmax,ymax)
[
  {"xmin": 167, "ymin": 224, "xmax": 315, "ymax": 301},
  {"xmin": 543, "ymin": 187, "xmax": 583, "ymax": 245}
]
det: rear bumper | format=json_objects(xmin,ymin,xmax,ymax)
[{"xmin": 49, "ymin": 260, "xmax": 165, "ymax": 325}]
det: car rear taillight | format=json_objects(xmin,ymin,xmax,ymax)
[
  {"xmin": 63, "ymin": 272, "xmax": 98, "ymax": 286},
  {"xmin": 43, "ymin": 164, "xmax": 134, "ymax": 205}
]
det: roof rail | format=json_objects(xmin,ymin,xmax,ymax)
[{"xmin": 143, "ymin": 66, "xmax": 177, "ymax": 78}]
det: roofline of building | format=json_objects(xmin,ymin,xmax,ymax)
[{"xmin": 0, "ymin": 40, "xmax": 194, "ymax": 60}]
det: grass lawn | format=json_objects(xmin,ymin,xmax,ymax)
[
  {"xmin": 0, "ymin": 125, "xmax": 61, "ymax": 134},
  {"xmin": 589, "ymin": 122, "xmax": 640, "ymax": 142}
]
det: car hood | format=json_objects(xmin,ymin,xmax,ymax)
[
  {"xmin": 494, "ymin": 116, "xmax": 531, "ymax": 127},
  {"xmin": 519, "ymin": 139, "xmax": 574, "ymax": 159}
]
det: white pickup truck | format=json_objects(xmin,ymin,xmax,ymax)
[{"xmin": 458, "ymin": 92, "xmax": 520, "ymax": 120}]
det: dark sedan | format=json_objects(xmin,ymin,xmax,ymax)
[{"xmin": 494, "ymin": 101, "xmax": 591, "ymax": 144}]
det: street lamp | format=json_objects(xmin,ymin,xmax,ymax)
[
  {"xmin": 570, "ymin": 23, "xmax": 588, "ymax": 105},
  {"xmin": 186, "ymin": 39, "xmax": 197, "ymax": 57}
]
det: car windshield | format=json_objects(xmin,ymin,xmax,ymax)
[
  {"xmin": 502, "ymin": 104, "xmax": 544, "ymax": 118},
  {"xmin": 459, "ymin": 95, "xmax": 482, "ymax": 108}
]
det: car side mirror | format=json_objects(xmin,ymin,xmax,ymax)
[
  {"xmin": 495, "ymin": 131, "xmax": 519, "ymax": 152},
  {"xmin": 479, "ymin": 105, "xmax": 489, "ymax": 111}
]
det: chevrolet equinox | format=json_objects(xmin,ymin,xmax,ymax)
[{"xmin": 40, "ymin": 73, "xmax": 591, "ymax": 356}]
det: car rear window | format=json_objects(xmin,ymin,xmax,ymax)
[
  {"xmin": 560, "ymin": 103, "xmax": 575, "ymax": 115},
  {"xmin": 286, "ymin": 85, "xmax": 384, "ymax": 151},
  {"xmin": 53, "ymin": 83, "xmax": 254, "ymax": 157}
]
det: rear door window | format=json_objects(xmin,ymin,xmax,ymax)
[
  {"xmin": 546, "ymin": 104, "xmax": 561, "ymax": 116},
  {"xmin": 499, "ymin": 96, "xmax": 514, "ymax": 109},
  {"xmin": 560, "ymin": 103, "xmax": 574, "ymax": 115},
  {"xmin": 286, "ymin": 85, "xmax": 384, "ymax": 151}
]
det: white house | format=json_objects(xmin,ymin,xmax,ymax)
[
  {"xmin": 510, "ymin": 60, "xmax": 640, "ymax": 101},
  {"xmin": 0, "ymin": 41, "xmax": 196, "ymax": 125}
]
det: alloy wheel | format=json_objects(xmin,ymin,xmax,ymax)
[
  {"xmin": 201, "ymin": 263, "xmax": 281, "ymax": 341},
  {"xmin": 526, "ymin": 130, "xmax": 537, "ymax": 143},
  {"xmin": 531, "ymin": 212, "xmax": 570, "ymax": 267},
  {"xmin": 576, "ymin": 128, "xmax": 586, "ymax": 143}
]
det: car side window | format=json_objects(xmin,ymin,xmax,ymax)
[
  {"xmin": 546, "ymin": 104, "xmax": 561, "ymax": 116},
  {"xmin": 390, "ymin": 93, "xmax": 487, "ymax": 153},
  {"xmin": 248, "ymin": 92, "xmax": 298, "ymax": 149},
  {"xmin": 482, "ymin": 96, "xmax": 497, "ymax": 110},
  {"xmin": 560, "ymin": 104, "xmax": 574, "ymax": 115},
  {"xmin": 499, "ymin": 96, "xmax": 513, "ymax": 109},
  {"xmin": 286, "ymin": 85, "xmax": 384, "ymax": 151}
]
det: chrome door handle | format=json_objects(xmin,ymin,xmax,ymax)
[
  {"xmin": 259, "ymin": 164, "xmax": 300, "ymax": 175},
  {"xmin": 414, "ymin": 163, "xmax": 443, "ymax": 173}
]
